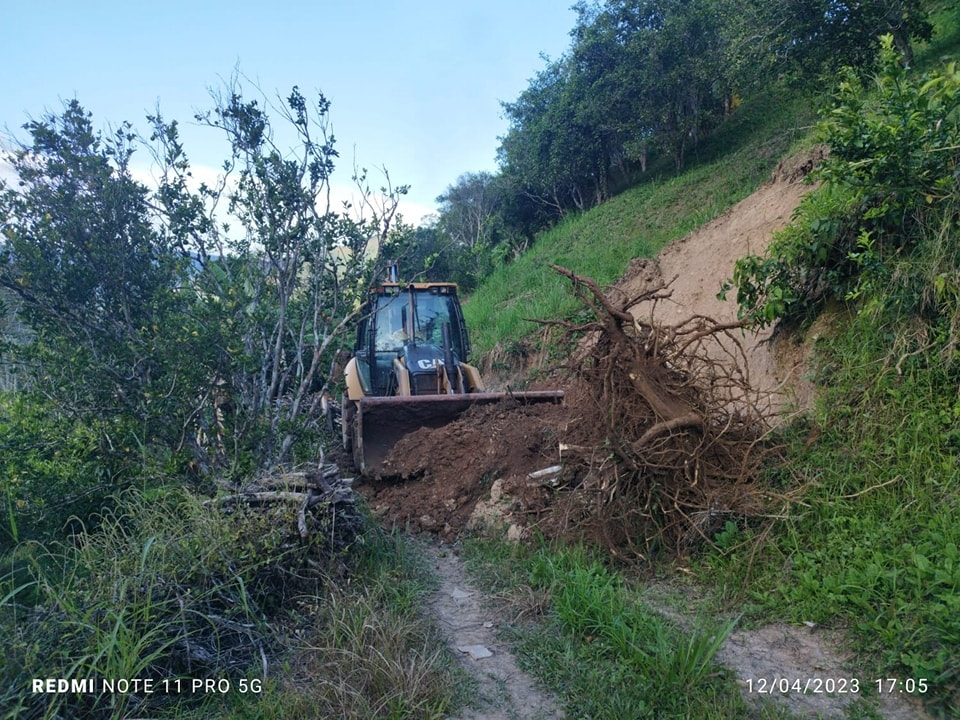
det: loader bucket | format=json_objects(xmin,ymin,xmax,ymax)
[{"xmin": 354, "ymin": 390, "xmax": 563, "ymax": 478}]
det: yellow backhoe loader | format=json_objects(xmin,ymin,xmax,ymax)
[{"xmin": 337, "ymin": 267, "xmax": 563, "ymax": 477}]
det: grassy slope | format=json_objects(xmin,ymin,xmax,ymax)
[
  {"xmin": 463, "ymin": 12, "xmax": 960, "ymax": 718},
  {"xmin": 463, "ymin": 89, "xmax": 818, "ymax": 357}
]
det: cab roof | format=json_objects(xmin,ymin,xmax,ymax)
[{"xmin": 370, "ymin": 282, "xmax": 459, "ymax": 295}]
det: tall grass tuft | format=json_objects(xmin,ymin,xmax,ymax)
[
  {"xmin": 464, "ymin": 541, "xmax": 746, "ymax": 718},
  {"xmin": 0, "ymin": 489, "xmax": 293, "ymax": 718},
  {"xmin": 246, "ymin": 529, "xmax": 465, "ymax": 720}
]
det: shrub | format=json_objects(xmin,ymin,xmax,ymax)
[
  {"xmin": 0, "ymin": 393, "xmax": 116, "ymax": 550},
  {"xmin": 728, "ymin": 36, "xmax": 960, "ymax": 331}
]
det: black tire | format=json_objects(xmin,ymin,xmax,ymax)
[{"xmin": 325, "ymin": 400, "xmax": 337, "ymax": 436}]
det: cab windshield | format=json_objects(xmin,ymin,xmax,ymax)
[{"xmin": 373, "ymin": 289, "xmax": 463, "ymax": 358}]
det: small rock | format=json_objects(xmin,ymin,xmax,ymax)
[{"xmin": 457, "ymin": 644, "xmax": 493, "ymax": 660}]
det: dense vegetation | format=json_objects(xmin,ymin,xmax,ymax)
[
  {"xmin": 728, "ymin": 36, "xmax": 960, "ymax": 330},
  {"xmin": 0, "ymin": 86, "xmax": 426, "ymax": 718},
  {"xmin": 1, "ymin": 0, "xmax": 958, "ymax": 717},
  {"xmin": 0, "ymin": 87, "xmax": 404, "ymax": 549}
]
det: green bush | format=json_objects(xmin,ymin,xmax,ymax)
[
  {"xmin": 729, "ymin": 36, "xmax": 960, "ymax": 330},
  {"xmin": 0, "ymin": 393, "xmax": 116, "ymax": 550}
]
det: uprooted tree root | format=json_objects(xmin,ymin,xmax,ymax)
[{"xmin": 541, "ymin": 264, "xmax": 786, "ymax": 560}]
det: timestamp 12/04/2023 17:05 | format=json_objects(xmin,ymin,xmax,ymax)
[{"xmin": 744, "ymin": 678, "xmax": 929, "ymax": 695}]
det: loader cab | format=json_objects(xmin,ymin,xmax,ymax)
[{"xmin": 353, "ymin": 283, "xmax": 471, "ymax": 397}]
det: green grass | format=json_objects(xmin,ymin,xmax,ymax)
[
  {"xmin": 213, "ymin": 529, "xmax": 467, "ymax": 720},
  {"xmin": 0, "ymin": 494, "xmax": 465, "ymax": 720},
  {"xmin": 698, "ymin": 313, "xmax": 960, "ymax": 717},
  {"xmin": 4, "ymin": 9, "xmax": 959, "ymax": 720}
]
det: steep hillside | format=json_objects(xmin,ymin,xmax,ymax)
[
  {"xmin": 616, "ymin": 147, "xmax": 826, "ymax": 415},
  {"xmin": 359, "ymin": 150, "xmax": 938, "ymax": 719}
]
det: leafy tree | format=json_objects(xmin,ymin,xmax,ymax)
[
  {"xmin": 499, "ymin": 59, "xmax": 584, "ymax": 216},
  {"xmin": 490, "ymin": 169, "xmax": 556, "ymax": 249},
  {"xmin": 1, "ymin": 84, "xmax": 403, "ymax": 509},
  {"xmin": 151, "ymin": 83, "xmax": 403, "ymax": 466},
  {"xmin": 612, "ymin": 0, "xmax": 728, "ymax": 169},
  {"xmin": 0, "ymin": 101, "xmax": 193, "ymax": 462},
  {"xmin": 741, "ymin": 0, "xmax": 932, "ymax": 79},
  {"xmin": 0, "ymin": 286, "xmax": 31, "ymax": 392},
  {"xmin": 432, "ymin": 171, "xmax": 515, "ymax": 284},
  {"xmin": 441, "ymin": 0, "xmax": 936, "ymax": 254},
  {"xmin": 435, "ymin": 172, "xmax": 501, "ymax": 253},
  {"xmin": 498, "ymin": 0, "xmax": 735, "ymax": 220},
  {"xmin": 0, "ymin": 102, "xmax": 203, "ymax": 544}
]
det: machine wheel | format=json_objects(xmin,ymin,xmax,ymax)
[{"xmin": 324, "ymin": 398, "xmax": 338, "ymax": 436}]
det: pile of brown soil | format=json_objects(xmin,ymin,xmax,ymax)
[{"xmin": 356, "ymin": 399, "xmax": 572, "ymax": 538}]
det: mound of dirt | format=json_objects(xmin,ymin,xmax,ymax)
[
  {"xmin": 357, "ymin": 400, "xmax": 572, "ymax": 538},
  {"xmin": 619, "ymin": 149, "xmax": 825, "ymax": 414}
]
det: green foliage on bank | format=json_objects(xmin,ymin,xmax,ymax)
[
  {"xmin": 1, "ymin": 495, "xmax": 457, "ymax": 720},
  {"xmin": 2, "ymin": 4, "xmax": 959, "ymax": 719},
  {"xmin": 728, "ymin": 36, "xmax": 960, "ymax": 330},
  {"xmin": 462, "ymin": 540, "xmax": 757, "ymax": 719},
  {"xmin": 702, "ymin": 307, "xmax": 960, "ymax": 716}
]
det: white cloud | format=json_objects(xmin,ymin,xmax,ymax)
[
  {"xmin": 397, "ymin": 200, "xmax": 437, "ymax": 228},
  {"xmin": 0, "ymin": 156, "xmax": 16, "ymax": 188},
  {"xmin": 323, "ymin": 181, "xmax": 436, "ymax": 228},
  {"xmin": 129, "ymin": 161, "xmax": 232, "ymax": 198}
]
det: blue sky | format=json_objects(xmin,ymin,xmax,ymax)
[{"xmin": 0, "ymin": 1, "xmax": 576, "ymax": 224}]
